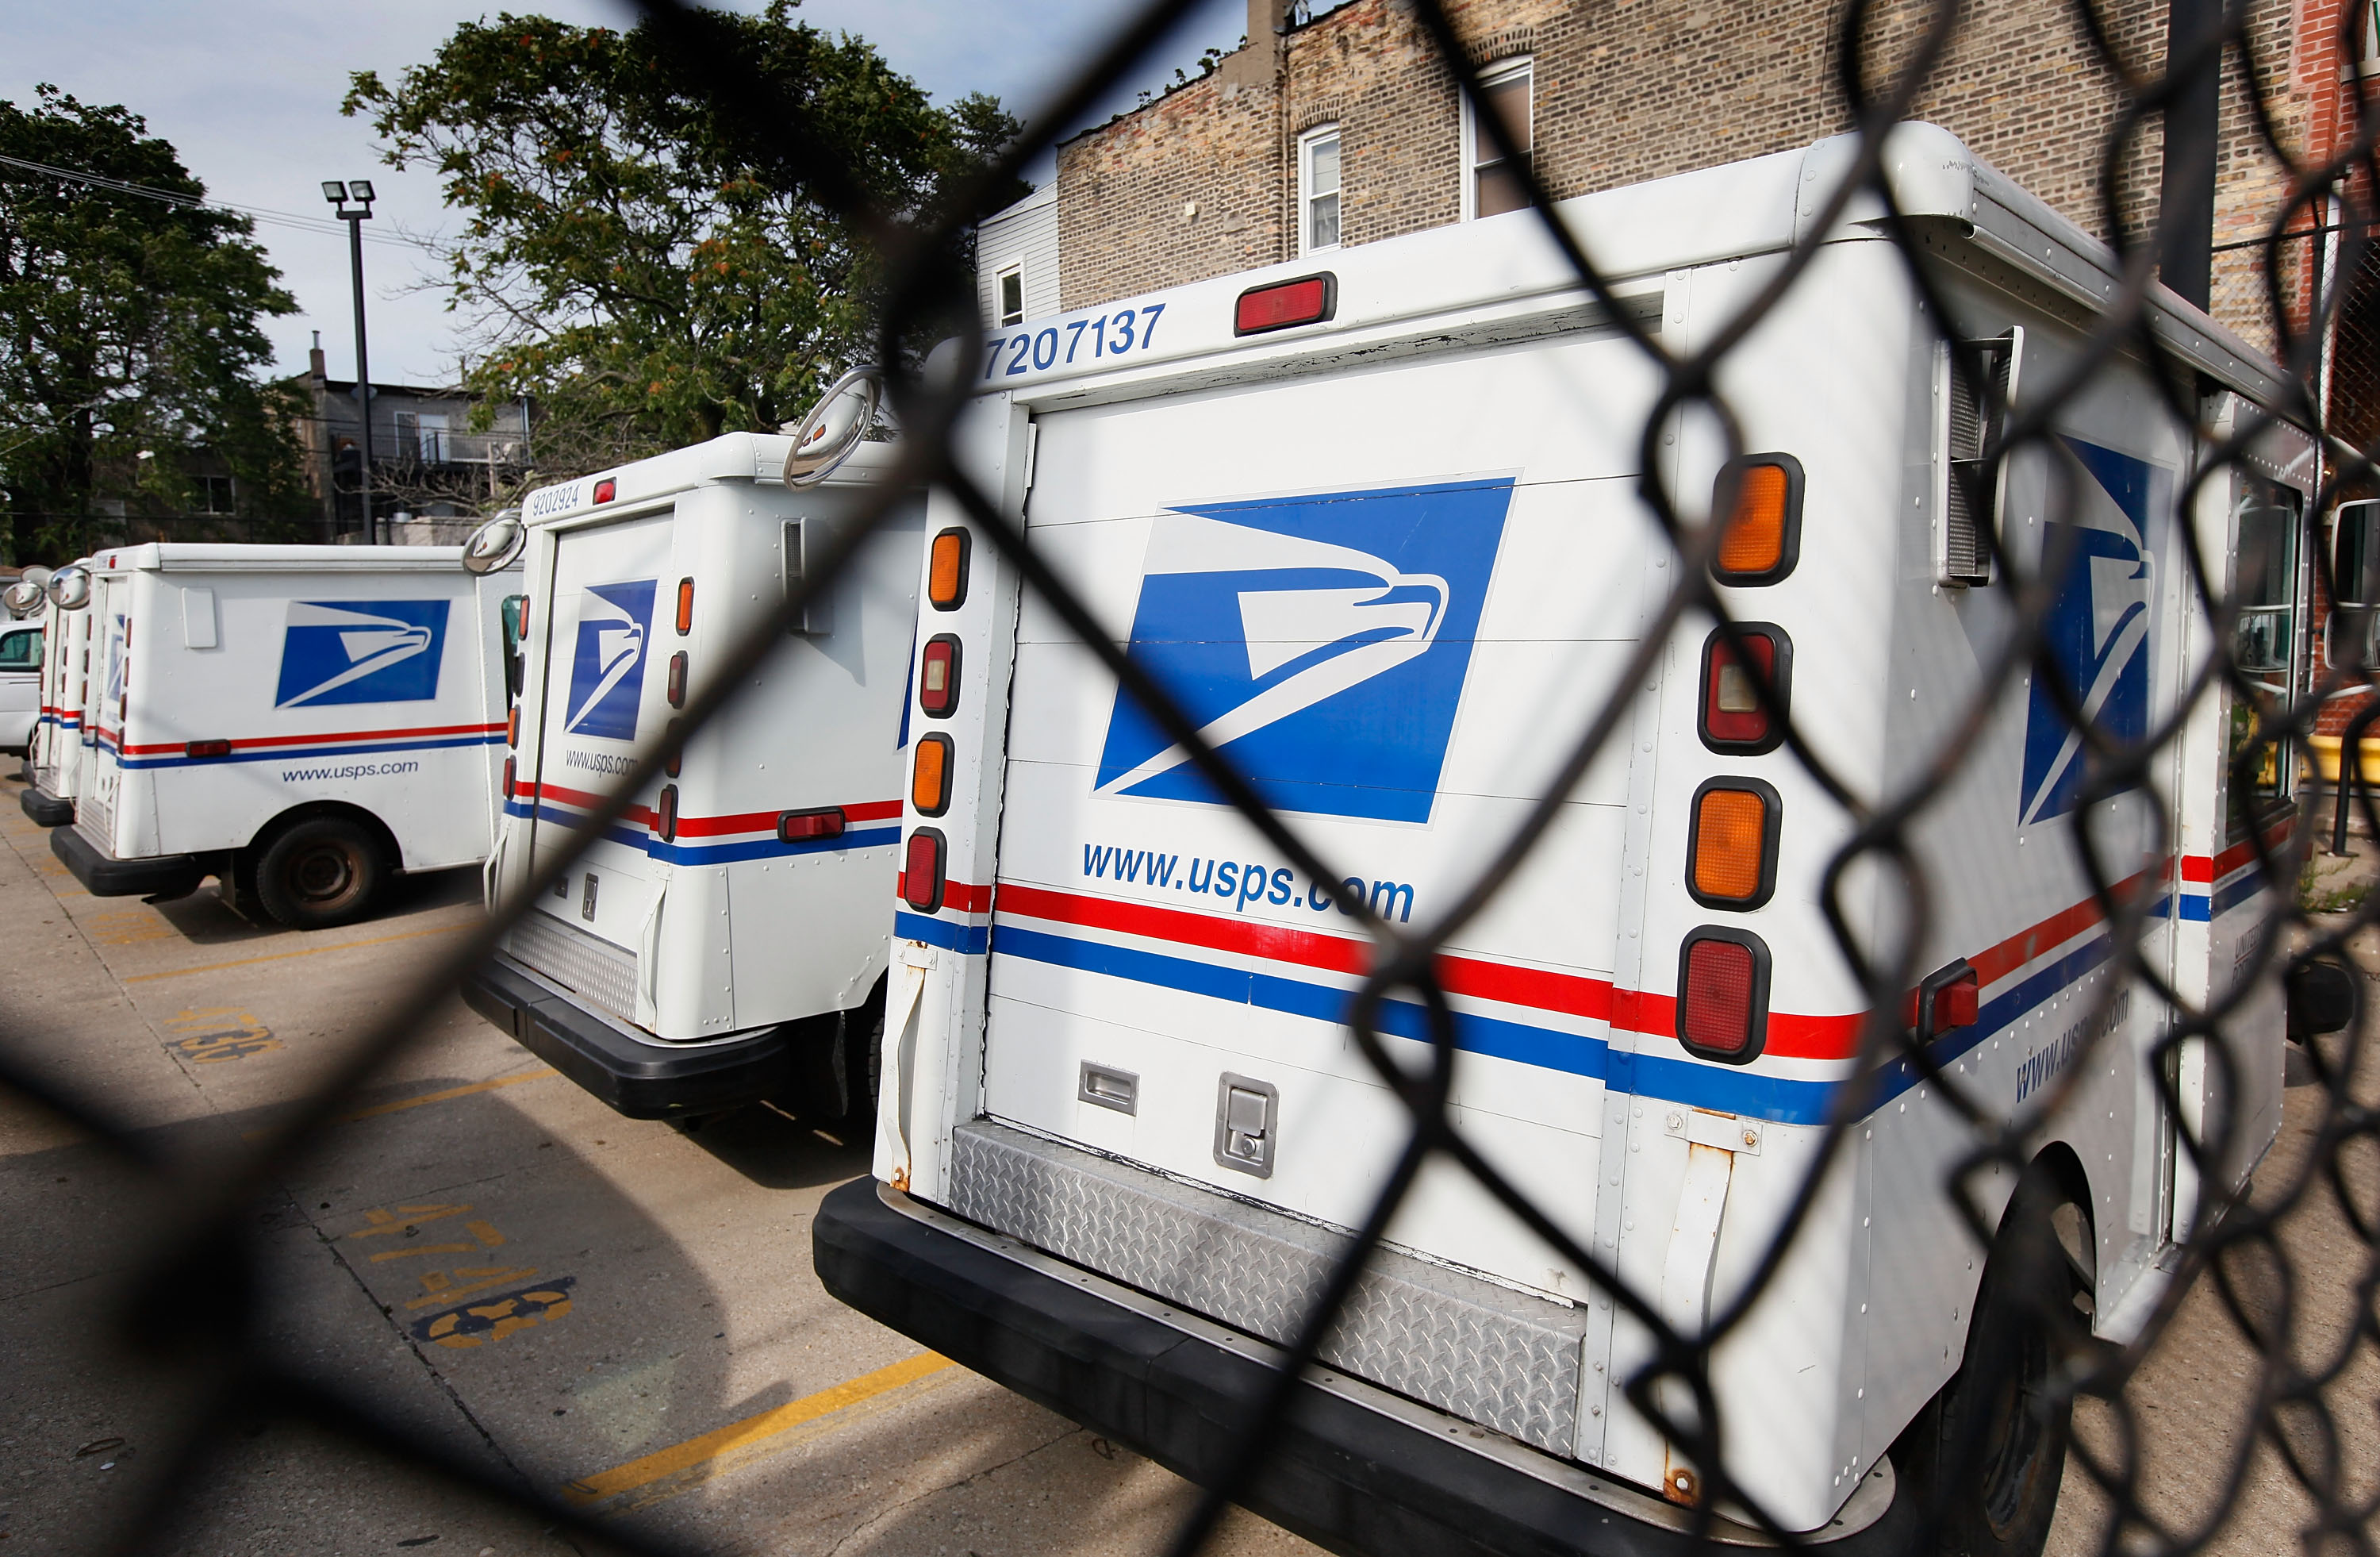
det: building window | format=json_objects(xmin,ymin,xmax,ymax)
[
  {"xmin": 1299, "ymin": 126, "xmax": 1341, "ymax": 253},
  {"xmin": 1463, "ymin": 59, "xmax": 1533, "ymax": 220},
  {"xmin": 193, "ymin": 475, "xmax": 234, "ymax": 514},
  {"xmin": 996, "ymin": 264, "xmax": 1024, "ymax": 327}
]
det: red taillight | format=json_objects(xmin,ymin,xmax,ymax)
[
  {"xmin": 667, "ymin": 651, "xmax": 687, "ymax": 708},
  {"xmin": 593, "ymin": 478, "xmax": 617, "ymax": 504},
  {"xmin": 675, "ymin": 577, "xmax": 694, "ymax": 635},
  {"xmin": 664, "ymin": 716, "xmax": 682, "ymax": 778},
  {"xmin": 1677, "ymin": 930, "xmax": 1768, "ymax": 1060},
  {"xmin": 919, "ymin": 635, "xmax": 961, "ymax": 717},
  {"xmin": 502, "ymin": 756, "xmax": 516, "ymax": 798},
  {"xmin": 902, "ymin": 828, "xmax": 946, "ymax": 912},
  {"xmin": 506, "ymin": 705, "xmax": 520, "ymax": 748},
  {"xmin": 1234, "ymin": 273, "xmax": 1335, "ymax": 336},
  {"xmin": 655, "ymin": 784, "xmax": 678, "ymax": 841},
  {"xmin": 1700, "ymin": 627, "xmax": 1790, "ymax": 753},
  {"xmin": 779, "ymin": 806, "xmax": 846, "ymax": 843},
  {"xmin": 185, "ymin": 738, "xmax": 230, "ymax": 759}
]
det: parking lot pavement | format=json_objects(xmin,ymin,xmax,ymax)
[{"xmin": 0, "ymin": 782, "xmax": 1319, "ymax": 1557}]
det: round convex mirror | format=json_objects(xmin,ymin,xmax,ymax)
[
  {"xmin": 783, "ymin": 367, "xmax": 882, "ymax": 488},
  {"xmin": 45, "ymin": 565, "xmax": 91, "ymax": 611},
  {"xmin": 462, "ymin": 510, "xmax": 527, "ymax": 575},
  {"xmin": 20, "ymin": 565, "xmax": 52, "ymax": 590},
  {"xmin": 2, "ymin": 582, "xmax": 43, "ymax": 618}
]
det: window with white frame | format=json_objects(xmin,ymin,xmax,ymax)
[
  {"xmin": 996, "ymin": 264, "xmax": 1025, "ymax": 327},
  {"xmin": 1463, "ymin": 59, "xmax": 1533, "ymax": 219},
  {"xmin": 1299, "ymin": 125, "xmax": 1341, "ymax": 253}
]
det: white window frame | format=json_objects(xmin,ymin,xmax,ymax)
[
  {"xmin": 995, "ymin": 263, "xmax": 1025, "ymax": 327},
  {"xmin": 1459, "ymin": 56, "xmax": 1534, "ymax": 222},
  {"xmin": 1298, "ymin": 124, "xmax": 1342, "ymax": 255}
]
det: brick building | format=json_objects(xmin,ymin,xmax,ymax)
[{"xmin": 1054, "ymin": 0, "xmax": 2363, "ymax": 356}]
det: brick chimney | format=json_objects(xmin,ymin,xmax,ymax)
[
  {"xmin": 1219, "ymin": 0, "xmax": 1294, "ymax": 90},
  {"xmin": 309, "ymin": 329, "xmax": 326, "ymax": 382}
]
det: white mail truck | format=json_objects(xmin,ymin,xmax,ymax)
[
  {"xmin": 815, "ymin": 124, "xmax": 2319, "ymax": 1555},
  {"xmin": 50, "ymin": 544, "xmax": 518, "ymax": 928},
  {"xmin": 20, "ymin": 563, "xmax": 90, "ymax": 826},
  {"xmin": 460, "ymin": 417, "xmax": 927, "ymax": 1123},
  {"xmin": 0, "ymin": 578, "xmax": 48, "ymax": 758}
]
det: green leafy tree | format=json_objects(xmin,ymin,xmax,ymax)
[
  {"xmin": 346, "ymin": 3, "xmax": 1023, "ymax": 480},
  {"xmin": 0, "ymin": 86, "xmax": 309, "ymax": 563}
]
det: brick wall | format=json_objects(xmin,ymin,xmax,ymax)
[{"xmin": 1057, "ymin": 0, "xmax": 2329, "ymax": 354}]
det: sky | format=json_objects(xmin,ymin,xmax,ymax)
[{"xmin": 2, "ymin": 0, "xmax": 1247, "ymax": 387}]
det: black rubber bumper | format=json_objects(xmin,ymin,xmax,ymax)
[
  {"xmin": 50, "ymin": 826, "xmax": 207, "ymax": 898},
  {"xmin": 463, "ymin": 953, "xmax": 792, "ymax": 1119},
  {"xmin": 815, "ymin": 1178, "xmax": 1915, "ymax": 1557},
  {"xmin": 18, "ymin": 783, "xmax": 71, "ymax": 826}
]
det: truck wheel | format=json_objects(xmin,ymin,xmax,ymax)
[
  {"xmin": 1898, "ymin": 1162, "xmax": 2089, "ymax": 1557},
  {"xmin": 843, "ymin": 978, "xmax": 886, "ymax": 1130},
  {"xmin": 255, "ymin": 818, "xmax": 386, "ymax": 930}
]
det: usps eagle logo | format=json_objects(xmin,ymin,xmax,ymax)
[
  {"xmin": 2018, "ymin": 436, "xmax": 2167, "ymax": 825},
  {"xmin": 1094, "ymin": 479, "xmax": 1514, "ymax": 824},
  {"xmin": 563, "ymin": 579, "xmax": 655, "ymax": 741},
  {"xmin": 274, "ymin": 600, "xmax": 450, "ymax": 708}
]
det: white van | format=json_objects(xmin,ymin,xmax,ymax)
[
  {"xmin": 51, "ymin": 544, "xmax": 518, "ymax": 928},
  {"xmin": 0, "ymin": 592, "xmax": 45, "ymax": 757},
  {"xmin": 462, "ymin": 426, "xmax": 925, "ymax": 1123},
  {"xmin": 20, "ymin": 563, "xmax": 90, "ymax": 826},
  {"xmin": 816, "ymin": 125, "xmax": 2315, "ymax": 1553}
]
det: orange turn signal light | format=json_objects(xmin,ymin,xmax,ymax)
[
  {"xmin": 1713, "ymin": 455, "xmax": 1802, "ymax": 583},
  {"xmin": 927, "ymin": 529, "xmax": 970, "ymax": 611},
  {"xmin": 676, "ymin": 577, "xmax": 695, "ymax": 635},
  {"xmin": 1686, "ymin": 778, "xmax": 1779, "ymax": 909},
  {"xmin": 912, "ymin": 732, "xmax": 953, "ymax": 816},
  {"xmin": 506, "ymin": 705, "xmax": 520, "ymax": 748}
]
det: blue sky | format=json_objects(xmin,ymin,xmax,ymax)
[{"xmin": 2, "ymin": 0, "xmax": 1245, "ymax": 386}]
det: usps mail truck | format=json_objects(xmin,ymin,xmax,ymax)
[
  {"xmin": 0, "ymin": 582, "xmax": 48, "ymax": 758},
  {"xmin": 461, "ymin": 418, "xmax": 926, "ymax": 1124},
  {"xmin": 51, "ymin": 544, "xmax": 518, "ymax": 928},
  {"xmin": 815, "ymin": 124, "xmax": 2315, "ymax": 1555},
  {"xmin": 20, "ymin": 563, "xmax": 90, "ymax": 825}
]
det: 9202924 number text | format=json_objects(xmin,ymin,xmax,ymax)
[{"xmin": 984, "ymin": 305, "xmax": 1167, "ymax": 379}]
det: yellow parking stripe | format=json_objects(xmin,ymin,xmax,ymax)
[
  {"xmin": 562, "ymin": 1352, "xmax": 954, "ymax": 1505},
  {"xmin": 240, "ymin": 1069, "xmax": 558, "ymax": 1142}
]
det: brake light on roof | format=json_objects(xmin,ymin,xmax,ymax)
[
  {"xmin": 655, "ymin": 784, "xmax": 679, "ymax": 842},
  {"xmin": 1700, "ymin": 626, "xmax": 1791, "ymax": 753},
  {"xmin": 185, "ymin": 738, "xmax": 230, "ymax": 759},
  {"xmin": 1712, "ymin": 454, "xmax": 1803, "ymax": 583},
  {"xmin": 676, "ymin": 577, "xmax": 695, "ymax": 635},
  {"xmin": 927, "ymin": 529, "xmax": 970, "ymax": 611},
  {"xmin": 919, "ymin": 635, "xmax": 961, "ymax": 717},
  {"xmin": 902, "ymin": 828, "xmax": 946, "ymax": 912},
  {"xmin": 667, "ymin": 651, "xmax": 687, "ymax": 708},
  {"xmin": 1676, "ymin": 928, "xmax": 1770, "ymax": 1061},
  {"xmin": 1234, "ymin": 272, "xmax": 1336, "ymax": 336},
  {"xmin": 779, "ymin": 806, "xmax": 846, "ymax": 843},
  {"xmin": 593, "ymin": 478, "xmax": 617, "ymax": 504},
  {"xmin": 912, "ymin": 732, "xmax": 953, "ymax": 815},
  {"xmin": 1686, "ymin": 778, "xmax": 1779, "ymax": 909}
]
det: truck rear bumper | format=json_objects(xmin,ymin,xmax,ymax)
[
  {"xmin": 813, "ymin": 1178, "xmax": 1912, "ymax": 1557},
  {"xmin": 51, "ymin": 826, "xmax": 206, "ymax": 898},
  {"xmin": 463, "ymin": 952, "xmax": 791, "ymax": 1119},
  {"xmin": 19, "ymin": 782, "xmax": 72, "ymax": 826}
]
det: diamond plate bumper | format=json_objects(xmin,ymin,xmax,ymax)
[{"xmin": 814, "ymin": 1176, "xmax": 1913, "ymax": 1557}]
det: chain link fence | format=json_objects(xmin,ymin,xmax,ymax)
[{"xmin": 11, "ymin": 0, "xmax": 2380, "ymax": 1552}]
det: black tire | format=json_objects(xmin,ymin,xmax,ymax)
[
  {"xmin": 1897, "ymin": 1161, "xmax": 2090, "ymax": 1557},
  {"xmin": 842, "ymin": 977, "xmax": 886, "ymax": 1132},
  {"xmin": 253, "ymin": 817, "xmax": 387, "ymax": 930}
]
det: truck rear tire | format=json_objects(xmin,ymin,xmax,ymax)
[
  {"xmin": 254, "ymin": 817, "xmax": 387, "ymax": 930},
  {"xmin": 1897, "ymin": 1162, "xmax": 2089, "ymax": 1557}
]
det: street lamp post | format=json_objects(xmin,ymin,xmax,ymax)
[{"xmin": 323, "ymin": 180, "xmax": 378, "ymax": 542}]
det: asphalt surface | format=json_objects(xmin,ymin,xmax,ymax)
[
  {"xmin": 0, "ymin": 767, "xmax": 2367, "ymax": 1555},
  {"xmin": 0, "ymin": 776, "xmax": 1316, "ymax": 1557}
]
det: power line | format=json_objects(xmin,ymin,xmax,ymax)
[{"xmin": 0, "ymin": 151, "xmax": 435, "ymax": 252}]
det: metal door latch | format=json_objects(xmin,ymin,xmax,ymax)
[{"xmin": 1213, "ymin": 1073, "xmax": 1276, "ymax": 1177}]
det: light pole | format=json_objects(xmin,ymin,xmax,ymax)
[{"xmin": 323, "ymin": 180, "xmax": 378, "ymax": 542}]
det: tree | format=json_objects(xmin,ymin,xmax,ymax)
[
  {"xmin": 0, "ymin": 86, "xmax": 309, "ymax": 563},
  {"xmin": 346, "ymin": 3, "xmax": 1023, "ymax": 481}
]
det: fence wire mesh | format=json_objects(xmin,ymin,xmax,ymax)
[{"xmin": 13, "ymin": 0, "xmax": 2380, "ymax": 1552}]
